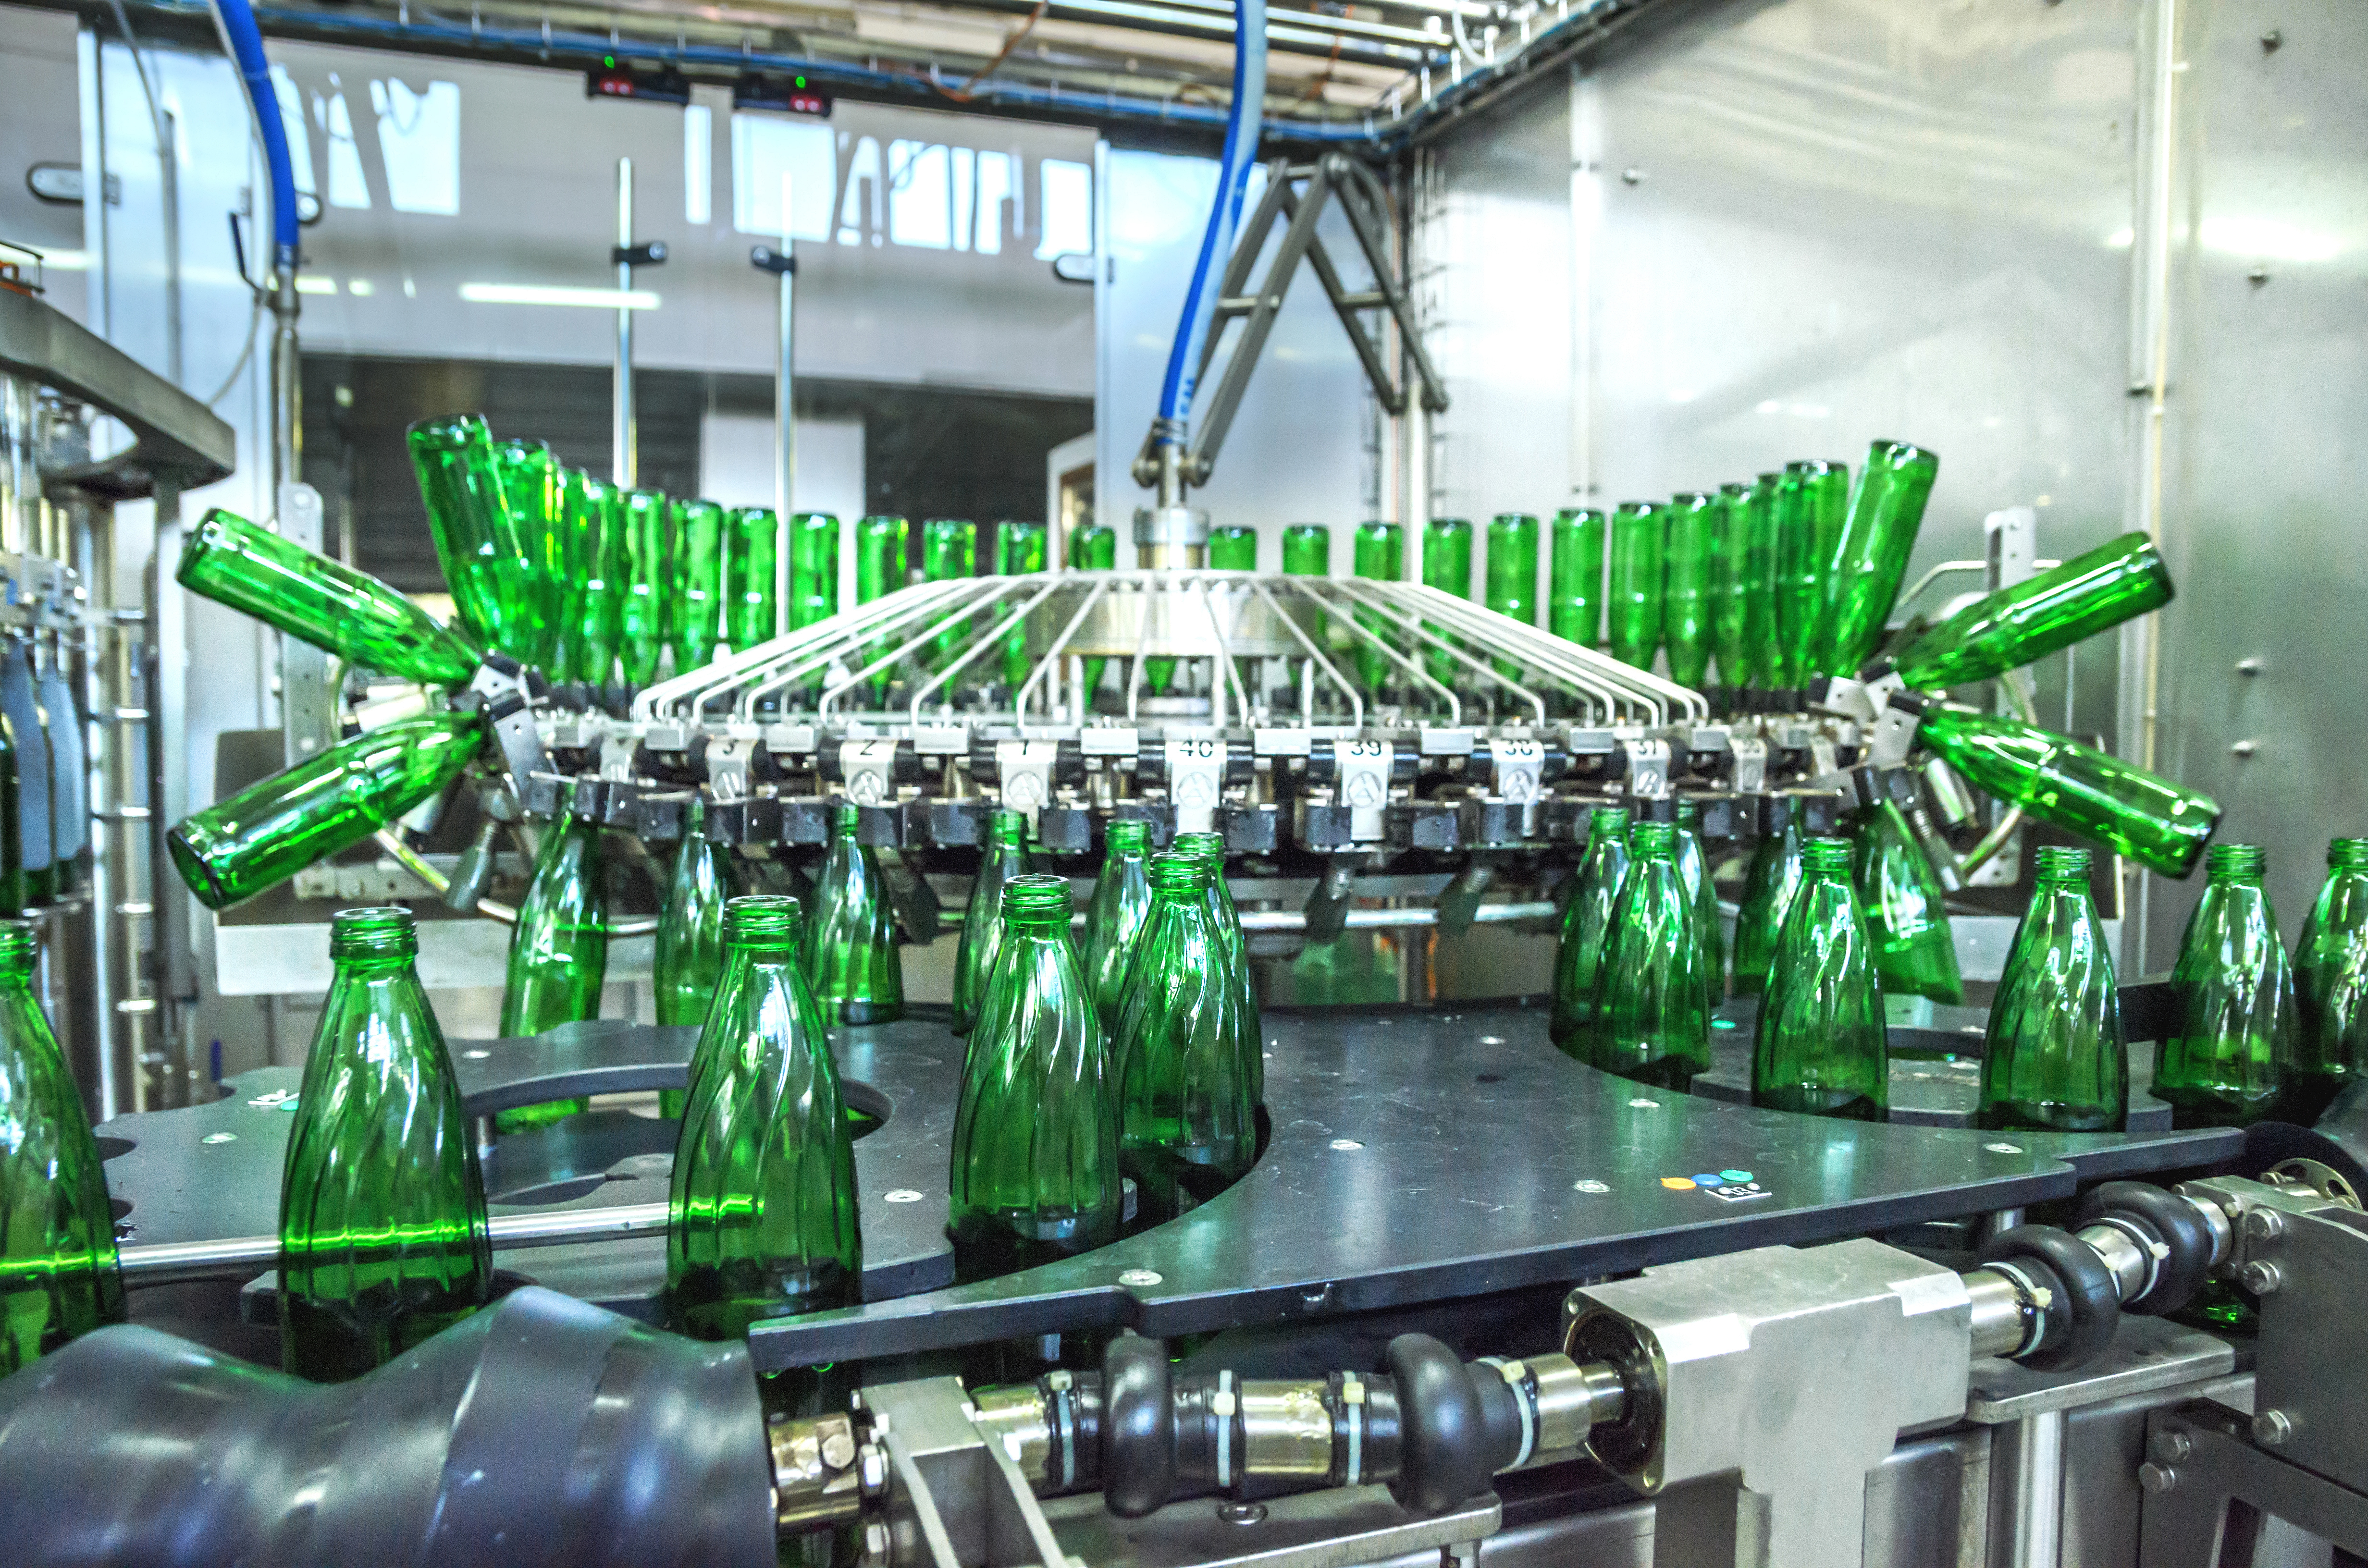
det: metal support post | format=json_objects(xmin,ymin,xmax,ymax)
[{"xmin": 613, "ymin": 157, "xmax": 637, "ymax": 488}]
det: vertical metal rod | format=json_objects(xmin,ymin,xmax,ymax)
[
  {"xmin": 613, "ymin": 156, "xmax": 635, "ymax": 488},
  {"xmin": 2003, "ymin": 1409, "xmax": 2066, "ymax": 1568},
  {"xmin": 776, "ymin": 174, "xmax": 796, "ymax": 625}
]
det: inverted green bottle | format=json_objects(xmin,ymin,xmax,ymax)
[
  {"xmin": 1071, "ymin": 519, "xmax": 1119, "ymax": 574},
  {"xmin": 498, "ymin": 780, "xmax": 607, "ymax": 1128},
  {"xmin": 953, "ymin": 808, "xmax": 1030, "ymax": 1033},
  {"xmin": 168, "ymin": 712, "xmax": 481, "ymax": 910},
  {"xmin": 1887, "ymin": 531, "xmax": 2172, "ymax": 689},
  {"xmin": 1977, "ymin": 846, "xmax": 2126, "ymax": 1133},
  {"xmin": 1607, "ymin": 501, "xmax": 1665, "ymax": 673},
  {"xmin": 789, "ymin": 512, "xmax": 841, "ymax": 635},
  {"xmin": 178, "ymin": 507, "xmax": 482, "ymax": 686},
  {"xmin": 1730, "ymin": 797, "xmax": 1805, "ymax": 996},
  {"xmin": 406, "ymin": 413, "xmax": 525, "ymax": 653},
  {"xmin": 617, "ymin": 488, "xmax": 673, "ymax": 686},
  {"xmin": 1547, "ymin": 508, "xmax": 1605, "ymax": 650},
  {"xmin": 489, "ymin": 438, "xmax": 563, "ymax": 669},
  {"xmin": 992, "ymin": 521, "xmax": 1046, "ymax": 686},
  {"xmin": 1420, "ymin": 517, "xmax": 1474, "ymax": 686},
  {"xmin": 1208, "ymin": 524, "xmax": 1257, "ymax": 571},
  {"xmin": 668, "ymin": 896, "xmax": 861, "ymax": 1350},
  {"xmin": 279, "ymin": 906, "xmax": 489, "ymax": 1381},
  {"xmin": 1737, "ymin": 474, "xmax": 1781, "ymax": 691},
  {"xmin": 726, "ymin": 506, "xmax": 781, "ymax": 653},
  {"xmin": 1170, "ymin": 829, "xmax": 1259, "ymax": 1110},
  {"xmin": 924, "ymin": 517, "xmax": 978, "ymax": 580},
  {"xmin": 1772, "ymin": 461, "xmax": 1846, "ymax": 690},
  {"xmin": 1549, "ymin": 805, "xmax": 1630, "ymax": 1059},
  {"xmin": 1662, "ymin": 494, "xmax": 1715, "ymax": 689},
  {"xmin": 1114, "ymin": 852, "xmax": 1257, "ymax": 1228},
  {"xmin": 949, "ymin": 874, "xmax": 1120, "ymax": 1280},
  {"xmin": 2157, "ymin": 844, "xmax": 2294, "ymax": 1129},
  {"xmin": 1751, "ymin": 838, "xmax": 1887, "ymax": 1121},
  {"xmin": 0, "ymin": 919, "xmax": 122, "ymax": 1378},
  {"xmin": 805, "ymin": 803, "xmax": 903, "ymax": 1027},
  {"xmin": 854, "ymin": 515, "xmax": 911, "ymax": 703},
  {"xmin": 1850, "ymin": 795, "xmax": 1963, "ymax": 1004},
  {"xmin": 672, "ymin": 498, "xmax": 729, "ymax": 673},
  {"xmin": 1593, "ymin": 821, "xmax": 1713, "ymax": 1090},
  {"xmin": 2291, "ymin": 838, "xmax": 2368, "ymax": 1123},
  {"xmin": 1085, "ymin": 818, "xmax": 1155, "ymax": 1031},
  {"xmin": 565, "ymin": 471, "xmax": 626, "ymax": 684},
  {"xmin": 1899, "ymin": 696, "xmax": 2220, "ymax": 880},
  {"xmin": 1282, "ymin": 523, "xmax": 1328, "ymax": 576},
  {"xmin": 1673, "ymin": 799, "xmax": 1725, "ymax": 1000},
  {"xmin": 1815, "ymin": 441, "xmax": 1937, "ymax": 676},
  {"xmin": 1352, "ymin": 520, "xmax": 1405, "ymax": 691},
  {"xmin": 1706, "ymin": 485, "xmax": 1745, "ymax": 692},
  {"xmin": 1484, "ymin": 512, "xmax": 1540, "ymax": 679}
]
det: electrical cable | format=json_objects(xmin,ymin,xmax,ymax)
[{"xmin": 206, "ymin": 0, "xmax": 301, "ymax": 272}]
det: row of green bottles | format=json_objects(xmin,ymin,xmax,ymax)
[
  {"xmin": 0, "ymin": 919, "xmax": 123, "ymax": 1378},
  {"xmin": 496, "ymin": 779, "xmax": 607, "ymax": 1130},
  {"xmin": 1590, "ymin": 821, "xmax": 1715, "ymax": 1090},
  {"xmin": 1751, "ymin": 837, "xmax": 1886, "ymax": 1121},
  {"xmin": 1977, "ymin": 846, "xmax": 2126, "ymax": 1132}
]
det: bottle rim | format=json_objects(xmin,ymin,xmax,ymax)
[
  {"xmin": 2329, "ymin": 837, "xmax": 2368, "ymax": 870},
  {"xmin": 724, "ymin": 894, "xmax": 803, "ymax": 947},
  {"xmin": 1590, "ymin": 806, "xmax": 1631, "ymax": 833},
  {"xmin": 836, "ymin": 802, "xmax": 862, "ymax": 833},
  {"xmin": 1000, "ymin": 871, "xmax": 1072, "ymax": 924},
  {"xmin": 1149, "ymin": 852, "xmax": 1213, "ymax": 894},
  {"xmin": 1801, "ymin": 837, "xmax": 1853, "ymax": 874},
  {"xmin": 1106, "ymin": 819, "xmax": 1152, "ymax": 854},
  {"xmin": 1172, "ymin": 830, "xmax": 1224, "ymax": 865},
  {"xmin": 2207, "ymin": 843, "xmax": 2267, "ymax": 881},
  {"xmin": 404, "ymin": 412, "xmax": 487, "ymax": 449},
  {"xmin": 2035, "ymin": 845, "xmax": 2094, "ymax": 881},
  {"xmin": 330, "ymin": 905, "xmax": 418, "ymax": 958},
  {"xmin": 1615, "ymin": 499, "xmax": 1661, "ymax": 518},
  {"xmin": 988, "ymin": 808, "xmax": 1030, "ymax": 845},
  {"xmin": 0, "ymin": 918, "xmax": 39, "ymax": 972},
  {"xmin": 1630, "ymin": 821, "xmax": 1677, "ymax": 856}
]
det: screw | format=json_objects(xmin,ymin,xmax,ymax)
[
  {"xmin": 1118, "ymin": 1269, "xmax": 1164, "ymax": 1287},
  {"xmin": 2254, "ymin": 1409, "xmax": 2294, "ymax": 1447},
  {"xmin": 1218, "ymin": 1500, "xmax": 1268, "ymax": 1525},
  {"xmin": 2138, "ymin": 1462, "xmax": 2179, "ymax": 1495},
  {"xmin": 2248, "ymin": 266, "xmax": 2270, "ymax": 286},
  {"xmin": 2231, "ymin": 739, "xmax": 2257, "ymax": 759},
  {"xmin": 2260, "ymin": 28, "xmax": 2282, "ymax": 50},
  {"xmin": 2151, "ymin": 1429, "xmax": 2193, "ymax": 1463},
  {"xmin": 862, "ymin": 1521, "xmax": 891, "ymax": 1561},
  {"xmin": 1985, "ymin": 1142, "xmax": 2025, "ymax": 1154},
  {"xmin": 2235, "ymin": 657, "xmax": 2262, "ymax": 676},
  {"xmin": 1330, "ymin": 1138, "xmax": 1365, "ymax": 1151},
  {"xmin": 884, "ymin": 1189, "xmax": 925, "ymax": 1204},
  {"xmin": 2239, "ymin": 1260, "xmax": 2283, "ymax": 1295},
  {"xmin": 2243, "ymin": 1207, "xmax": 2285, "ymax": 1243},
  {"xmin": 1620, "ymin": 167, "xmax": 1644, "ymax": 186}
]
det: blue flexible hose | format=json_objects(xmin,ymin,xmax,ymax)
[
  {"xmin": 1153, "ymin": 0, "xmax": 1268, "ymax": 451},
  {"xmin": 210, "ymin": 0, "xmax": 300, "ymax": 270}
]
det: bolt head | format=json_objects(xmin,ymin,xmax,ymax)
[
  {"xmin": 863, "ymin": 1521, "xmax": 892, "ymax": 1561},
  {"xmin": 2138, "ymin": 1462, "xmax": 2180, "ymax": 1495},
  {"xmin": 2239, "ymin": 1260, "xmax": 2283, "ymax": 1295},
  {"xmin": 2151, "ymin": 1429, "xmax": 2193, "ymax": 1463},
  {"xmin": 821, "ymin": 1430, "xmax": 858, "ymax": 1470},
  {"xmin": 2243, "ymin": 1207, "xmax": 2285, "ymax": 1243},
  {"xmin": 2254, "ymin": 1410, "xmax": 2294, "ymax": 1447}
]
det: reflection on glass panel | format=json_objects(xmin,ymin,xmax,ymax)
[
  {"xmin": 318, "ymin": 80, "xmax": 371, "ymax": 210},
  {"xmin": 839, "ymin": 135, "xmax": 883, "ymax": 245},
  {"xmin": 974, "ymin": 150, "xmax": 1014, "ymax": 254},
  {"xmin": 269, "ymin": 66, "xmax": 320, "ymax": 201},
  {"xmin": 370, "ymin": 78, "xmax": 460, "ymax": 216},
  {"xmin": 684, "ymin": 103, "xmax": 712, "ymax": 225},
  {"xmin": 888, "ymin": 141, "xmax": 951, "ymax": 249},
  {"xmin": 1036, "ymin": 158, "xmax": 1092, "ymax": 259},
  {"xmin": 730, "ymin": 113, "xmax": 836, "ymax": 240}
]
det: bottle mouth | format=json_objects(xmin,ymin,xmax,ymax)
[
  {"xmin": 2035, "ymin": 845, "xmax": 2094, "ymax": 881},
  {"xmin": 1149, "ymin": 852, "xmax": 1212, "ymax": 894},
  {"xmin": 331, "ymin": 905, "xmax": 419, "ymax": 958},
  {"xmin": 724, "ymin": 894, "xmax": 804, "ymax": 947},
  {"xmin": 2330, "ymin": 837, "xmax": 2368, "ymax": 871},
  {"xmin": 404, "ymin": 412, "xmax": 487, "ymax": 450},
  {"xmin": 1105, "ymin": 820, "xmax": 1151, "ymax": 855},
  {"xmin": 2207, "ymin": 844, "xmax": 2267, "ymax": 881},
  {"xmin": 1801, "ymin": 837, "xmax": 1853, "ymax": 875},
  {"xmin": 1172, "ymin": 831, "xmax": 1224, "ymax": 866},
  {"xmin": 836, "ymin": 802, "xmax": 862, "ymax": 833},
  {"xmin": 1000, "ymin": 871, "xmax": 1072, "ymax": 925},
  {"xmin": 1589, "ymin": 806, "xmax": 1631, "ymax": 836},
  {"xmin": 1629, "ymin": 821, "xmax": 1677, "ymax": 857},
  {"xmin": 988, "ymin": 808, "xmax": 1031, "ymax": 845},
  {"xmin": 0, "ymin": 918, "xmax": 40, "ymax": 971}
]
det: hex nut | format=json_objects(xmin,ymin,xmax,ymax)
[
  {"xmin": 863, "ymin": 1521, "xmax": 892, "ymax": 1562},
  {"xmin": 2138, "ymin": 1462, "xmax": 2179, "ymax": 1495},
  {"xmin": 2151, "ymin": 1429, "xmax": 2193, "ymax": 1463},
  {"xmin": 2254, "ymin": 1410, "xmax": 2294, "ymax": 1448},
  {"xmin": 821, "ymin": 1429, "xmax": 858, "ymax": 1470}
]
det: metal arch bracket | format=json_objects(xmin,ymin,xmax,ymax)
[{"xmin": 1130, "ymin": 153, "xmax": 1450, "ymax": 492}]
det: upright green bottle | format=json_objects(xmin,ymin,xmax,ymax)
[
  {"xmin": 1421, "ymin": 517, "xmax": 1474, "ymax": 686},
  {"xmin": 1607, "ymin": 501, "xmax": 1665, "ymax": 672},
  {"xmin": 617, "ymin": 488, "xmax": 673, "ymax": 685},
  {"xmin": 949, "ymin": 874, "xmax": 1120, "ymax": 1279},
  {"xmin": 1737, "ymin": 474, "xmax": 1782, "ymax": 692},
  {"xmin": 2157, "ymin": 845, "xmax": 2294, "ymax": 1128},
  {"xmin": 1662, "ymin": 493, "xmax": 1716, "ymax": 690},
  {"xmin": 178, "ymin": 507, "xmax": 482, "ymax": 686},
  {"xmin": 406, "ymin": 413, "xmax": 524, "ymax": 653},
  {"xmin": 1209, "ymin": 524, "xmax": 1257, "ymax": 571},
  {"xmin": 789, "ymin": 512, "xmax": 841, "ymax": 633},
  {"xmin": 1549, "ymin": 805, "xmax": 1630, "ymax": 1058},
  {"xmin": 1850, "ymin": 795, "xmax": 1963, "ymax": 1004},
  {"xmin": 953, "ymin": 808, "xmax": 1030, "ymax": 1033},
  {"xmin": 1887, "ymin": 531, "xmax": 2171, "ymax": 689},
  {"xmin": 498, "ymin": 780, "xmax": 607, "ymax": 1128},
  {"xmin": 656, "ymin": 799, "xmax": 733, "ymax": 1030},
  {"xmin": 1282, "ymin": 523, "xmax": 1328, "ymax": 576},
  {"xmin": 1085, "ymin": 818, "xmax": 1154, "ymax": 1031},
  {"xmin": 1815, "ymin": 441, "xmax": 1938, "ymax": 676},
  {"xmin": 1114, "ymin": 852, "xmax": 1256, "ymax": 1227},
  {"xmin": 1171, "ymin": 829, "xmax": 1259, "ymax": 1109},
  {"xmin": 489, "ymin": 438, "xmax": 563, "ymax": 669},
  {"xmin": 2291, "ymin": 838, "xmax": 2368, "ymax": 1123},
  {"xmin": 672, "ymin": 498, "xmax": 729, "ymax": 673},
  {"xmin": 1593, "ymin": 821, "xmax": 1713, "ymax": 1090},
  {"xmin": 1707, "ymin": 485, "xmax": 1745, "ymax": 694},
  {"xmin": 1673, "ymin": 799, "xmax": 1725, "ymax": 1000},
  {"xmin": 567, "ymin": 471, "xmax": 626, "ymax": 684},
  {"xmin": 726, "ymin": 505, "xmax": 781, "ymax": 653},
  {"xmin": 168, "ymin": 712, "xmax": 482, "ymax": 910},
  {"xmin": 668, "ymin": 896, "xmax": 860, "ymax": 1354},
  {"xmin": 805, "ymin": 803, "xmax": 903, "ymax": 1026},
  {"xmin": 1751, "ymin": 838, "xmax": 1887, "ymax": 1121},
  {"xmin": 1352, "ymin": 521, "xmax": 1405, "ymax": 691},
  {"xmin": 1977, "ymin": 846, "xmax": 2126, "ymax": 1132},
  {"xmin": 1730, "ymin": 797, "xmax": 1804, "ymax": 996},
  {"xmin": 0, "ymin": 918, "xmax": 122, "ymax": 1377},
  {"xmin": 279, "ymin": 906, "xmax": 489, "ymax": 1381},
  {"xmin": 1548, "ymin": 508, "xmax": 1605, "ymax": 650},
  {"xmin": 1897, "ymin": 696, "xmax": 2220, "ymax": 880}
]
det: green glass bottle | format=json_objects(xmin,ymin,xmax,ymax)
[
  {"xmin": 167, "ymin": 712, "xmax": 481, "ymax": 910},
  {"xmin": 1547, "ymin": 507, "xmax": 1605, "ymax": 650},
  {"xmin": 924, "ymin": 517, "xmax": 978, "ymax": 580},
  {"xmin": 565, "ymin": 471, "xmax": 626, "ymax": 684},
  {"xmin": 656, "ymin": 799, "xmax": 733, "ymax": 1032},
  {"xmin": 1977, "ymin": 845, "xmax": 2127, "ymax": 1133},
  {"xmin": 1673, "ymin": 799, "xmax": 1726, "ymax": 1000},
  {"xmin": 1593, "ymin": 821, "xmax": 1714, "ymax": 1090},
  {"xmin": 617, "ymin": 487, "xmax": 673, "ymax": 686},
  {"xmin": 1085, "ymin": 818, "xmax": 1155, "ymax": 1031},
  {"xmin": 1484, "ymin": 512, "xmax": 1540, "ymax": 679},
  {"xmin": 1114, "ymin": 851, "xmax": 1257, "ymax": 1227},
  {"xmin": 2291, "ymin": 838, "xmax": 2368, "ymax": 1123},
  {"xmin": 280, "ymin": 906, "xmax": 488, "ymax": 1380},
  {"xmin": 1208, "ymin": 524, "xmax": 1258, "ymax": 571},
  {"xmin": 949, "ymin": 873, "xmax": 1121, "ymax": 1279},
  {"xmin": 726, "ymin": 505, "xmax": 781, "ymax": 653},
  {"xmin": 489, "ymin": 437, "xmax": 563, "ymax": 669},
  {"xmin": 1706, "ymin": 485, "xmax": 1745, "ymax": 693},
  {"xmin": 1282, "ymin": 523, "xmax": 1328, "ymax": 576},
  {"xmin": 1738, "ymin": 474, "xmax": 1782, "ymax": 691},
  {"xmin": 805, "ymin": 803, "xmax": 903, "ymax": 1026},
  {"xmin": 1730, "ymin": 797, "xmax": 1805, "ymax": 996},
  {"xmin": 1850, "ymin": 795, "xmax": 1963, "ymax": 1004},
  {"xmin": 406, "ymin": 413, "xmax": 525, "ymax": 653},
  {"xmin": 1887, "ymin": 531, "xmax": 2171, "ymax": 689},
  {"xmin": 672, "ymin": 498, "xmax": 729, "ymax": 673},
  {"xmin": 1772, "ymin": 461, "xmax": 1847, "ymax": 691},
  {"xmin": 1549, "ymin": 805, "xmax": 1630, "ymax": 1058},
  {"xmin": 991, "ymin": 522, "xmax": 1045, "ymax": 686},
  {"xmin": 953, "ymin": 808, "xmax": 1030, "ymax": 1033},
  {"xmin": 497, "ymin": 780, "xmax": 607, "ymax": 1129},
  {"xmin": 1607, "ymin": 501, "xmax": 1666, "ymax": 673},
  {"xmin": 1751, "ymin": 838, "xmax": 1887, "ymax": 1121},
  {"xmin": 2157, "ymin": 844, "xmax": 2294, "ymax": 1128},
  {"xmin": 1418, "ymin": 516, "xmax": 1474, "ymax": 686},
  {"xmin": 1352, "ymin": 520, "xmax": 1405, "ymax": 691},
  {"xmin": 178, "ymin": 507, "xmax": 483, "ymax": 686},
  {"xmin": 1899, "ymin": 696, "xmax": 2220, "ymax": 880},
  {"xmin": 856, "ymin": 514, "xmax": 911, "ymax": 603},
  {"xmin": 1171, "ymin": 829, "xmax": 1259, "ymax": 1110},
  {"xmin": 0, "ymin": 918, "xmax": 122, "ymax": 1377},
  {"xmin": 788, "ymin": 511, "xmax": 841, "ymax": 635},
  {"xmin": 668, "ymin": 895, "xmax": 861, "ymax": 1348},
  {"xmin": 1815, "ymin": 441, "xmax": 1938, "ymax": 676},
  {"xmin": 1663, "ymin": 493, "xmax": 1715, "ymax": 689}
]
